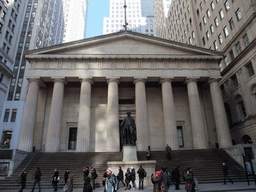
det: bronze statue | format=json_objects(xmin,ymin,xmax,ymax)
[{"xmin": 120, "ymin": 112, "xmax": 137, "ymax": 145}]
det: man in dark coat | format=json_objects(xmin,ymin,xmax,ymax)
[
  {"xmin": 32, "ymin": 167, "xmax": 42, "ymax": 192},
  {"xmin": 161, "ymin": 166, "xmax": 168, "ymax": 192},
  {"xmin": 64, "ymin": 169, "xmax": 70, "ymax": 184},
  {"xmin": 52, "ymin": 168, "xmax": 59, "ymax": 191},
  {"xmin": 83, "ymin": 175, "xmax": 92, "ymax": 192},
  {"xmin": 116, "ymin": 166, "xmax": 125, "ymax": 189},
  {"xmin": 172, "ymin": 166, "xmax": 181, "ymax": 190},
  {"xmin": 222, "ymin": 163, "xmax": 233, "ymax": 184},
  {"xmin": 137, "ymin": 165, "xmax": 146, "ymax": 190},
  {"xmin": 84, "ymin": 167, "xmax": 89, "ymax": 178},
  {"xmin": 91, "ymin": 167, "xmax": 98, "ymax": 190},
  {"xmin": 19, "ymin": 170, "xmax": 27, "ymax": 192}
]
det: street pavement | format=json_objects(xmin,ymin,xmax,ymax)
[{"xmin": 0, "ymin": 182, "xmax": 256, "ymax": 192}]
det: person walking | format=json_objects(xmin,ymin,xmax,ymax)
[
  {"xmin": 131, "ymin": 167, "xmax": 136, "ymax": 190},
  {"xmin": 161, "ymin": 166, "xmax": 169, "ymax": 192},
  {"xmin": 146, "ymin": 146, "xmax": 151, "ymax": 160},
  {"xmin": 105, "ymin": 168, "xmax": 116, "ymax": 192},
  {"xmin": 137, "ymin": 165, "xmax": 146, "ymax": 190},
  {"xmin": 116, "ymin": 166, "xmax": 125, "ymax": 189},
  {"xmin": 84, "ymin": 167, "xmax": 89, "ymax": 178},
  {"xmin": 31, "ymin": 167, "xmax": 42, "ymax": 192},
  {"xmin": 52, "ymin": 168, "xmax": 59, "ymax": 191},
  {"xmin": 172, "ymin": 166, "xmax": 181, "ymax": 190},
  {"xmin": 103, "ymin": 169, "xmax": 108, "ymax": 192},
  {"xmin": 64, "ymin": 169, "xmax": 69, "ymax": 184},
  {"xmin": 18, "ymin": 170, "xmax": 27, "ymax": 192},
  {"xmin": 222, "ymin": 163, "xmax": 233, "ymax": 184},
  {"xmin": 125, "ymin": 168, "xmax": 132, "ymax": 190},
  {"xmin": 91, "ymin": 167, "xmax": 98, "ymax": 190},
  {"xmin": 151, "ymin": 171, "xmax": 162, "ymax": 192},
  {"xmin": 165, "ymin": 144, "xmax": 172, "ymax": 160}
]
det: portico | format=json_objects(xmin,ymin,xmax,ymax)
[{"xmin": 18, "ymin": 31, "xmax": 232, "ymax": 152}]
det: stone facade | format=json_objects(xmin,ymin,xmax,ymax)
[{"xmin": 18, "ymin": 31, "xmax": 232, "ymax": 152}]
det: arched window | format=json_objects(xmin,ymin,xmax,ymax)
[{"xmin": 235, "ymin": 95, "xmax": 247, "ymax": 120}]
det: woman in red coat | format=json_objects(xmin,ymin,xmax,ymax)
[{"xmin": 151, "ymin": 171, "xmax": 162, "ymax": 192}]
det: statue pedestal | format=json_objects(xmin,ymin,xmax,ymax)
[
  {"xmin": 123, "ymin": 145, "xmax": 138, "ymax": 161},
  {"xmin": 107, "ymin": 160, "xmax": 156, "ymax": 187}
]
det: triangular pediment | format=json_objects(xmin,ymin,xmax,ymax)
[{"xmin": 25, "ymin": 31, "xmax": 223, "ymax": 59}]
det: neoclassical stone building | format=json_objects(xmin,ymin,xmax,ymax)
[{"xmin": 18, "ymin": 31, "xmax": 232, "ymax": 153}]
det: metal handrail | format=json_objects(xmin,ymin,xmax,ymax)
[{"xmin": 19, "ymin": 144, "xmax": 45, "ymax": 176}]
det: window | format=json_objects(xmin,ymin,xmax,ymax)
[
  {"xmin": 229, "ymin": 49, "xmax": 235, "ymax": 61},
  {"xmin": 218, "ymin": 34, "xmax": 223, "ymax": 44},
  {"xmin": 202, "ymin": 37, "xmax": 206, "ymax": 45},
  {"xmin": 192, "ymin": 31, "xmax": 195, "ymax": 38},
  {"xmin": 214, "ymin": 40, "xmax": 218, "ymax": 50},
  {"xmin": 203, "ymin": 16, "xmax": 207, "ymax": 24},
  {"xmin": 207, "ymin": 9, "xmax": 210, "ymax": 17},
  {"xmin": 3, "ymin": 109, "xmax": 10, "ymax": 122},
  {"xmin": 177, "ymin": 126, "xmax": 184, "ymax": 147},
  {"xmin": 235, "ymin": 95, "xmax": 247, "ymax": 119},
  {"xmin": 236, "ymin": 8, "xmax": 242, "ymax": 20},
  {"xmin": 211, "ymin": 1, "xmax": 215, "ymax": 10},
  {"xmin": 223, "ymin": 26, "xmax": 229, "ymax": 37},
  {"xmin": 199, "ymin": 22, "xmax": 202, "ymax": 31},
  {"xmin": 10, "ymin": 109, "xmax": 17, "ymax": 122},
  {"xmin": 231, "ymin": 75, "xmax": 239, "ymax": 89},
  {"xmin": 200, "ymin": 2, "xmax": 203, "ymax": 9},
  {"xmin": 1, "ymin": 131, "xmax": 12, "ymax": 148},
  {"xmin": 224, "ymin": 56, "xmax": 228, "ymax": 66},
  {"xmin": 243, "ymin": 33, "xmax": 250, "ymax": 46},
  {"xmin": 214, "ymin": 17, "xmax": 219, "ymax": 27},
  {"xmin": 219, "ymin": 9, "xmax": 224, "ymax": 19},
  {"xmin": 225, "ymin": 1, "xmax": 230, "ymax": 11},
  {"xmin": 246, "ymin": 62, "xmax": 254, "ymax": 77},
  {"xmin": 2, "ymin": 11, "xmax": 6, "ymax": 20},
  {"xmin": 235, "ymin": 41, "xmax": 242, "ymax": 54},
  {"xmin": 68, "ymin": 127, "xmax": 77, "ymax": 150},
  {"xmin": 210, "ymin": 25, "xmax": 214, "ymax": 33},
  {"xmin": 0, "ymin": 22, "xmax": 3, "ymax": 32},
  {"xmin": 206, "ymin": 31, "xmax": 210, "ymax": 40},
  {"xmin": 229, "ymin": 18, "xmax": 235, "ymax": 30}
]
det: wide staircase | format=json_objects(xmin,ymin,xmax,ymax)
[{"xmin": 0, "ymin": 149, "xmax": 249, "ymax": 190}]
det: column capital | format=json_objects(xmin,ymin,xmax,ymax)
[
  {"xmin": 160, "ymin": 78, "xmax": 173, "ymax": 84},
  {"xmin": 134, "ymin": 78, "xmax": 147, "ymax": 84},
  {"xmin": 185, "ymin": 78, "xmax": 198, "ymax": 84},
  {"xmin": 80, "ymin": 78, "xmax": 93, "ymax": 84},
  {"xmin": 208, "ymin": 78, "xmax": 221, "ymax": 84},
  {"xmin": 52, "ymin": 78, "xmax": 66, "ymax": 84},
  {"xmin": 28, "ymin": 78, "xmax": 41, "ymax": 83},
  {"xmin": 107, "ymin": 78, "xmax": 120, "ymax": 84}
]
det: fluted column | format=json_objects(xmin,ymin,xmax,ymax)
[
  {"xmin": 186, "ymin": 78, "xmax": 208, "ymax": 149},
  {"xmin": 106, "ymin": 78, "xmax": 120, "ymax": 152},
  {"xmin": 209, "ymin": 78, "xmax": 232, "ymax": 148},
  {"xmin": 18, "ymin": 78, "xmax": 40, "ymax": 152},
  {"xmin": 161, "ymin": 79, "xmax": 179, "ymax": 150},
  {"xmin": 77, "ymin": 78, "xmax": 93, "ymax": 152},
  {"xmin": 134, "ymin": 79, "xmax": 149, "ymax": 151},
  {"xmin": 45, "ymin": 78, "xmax": 65, "ymax": 152}
]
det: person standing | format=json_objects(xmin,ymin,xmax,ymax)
[
  {"xmin": 105, "ymin": 168, "xmax": 116, "ymax": 192},
  {"xmin": 184, "ymin": 168, "xmax": 194, "ymax": 192},
  {"xmin": 146, "ymin": 146, "xmax": 151, "ymax": 160},
  {"xmin": 151, "ymin": 171, "xmax": 162, "ymax": 192},
  {"xmin": 131, "ymin": 167, "xmax": 136, "ymax": 190},
  {"xmin": 31, "ymin": 167, "xmax": 42, "ymax": 192},
  {"xmin": 91, "ymin": 167, "xmax": 98, "ymax": 190},
  {"xmin": 172, "ymin": 166, "xmax": 181, "ymax": 190},
  {"xmin": 19, "ymin": 170, "xmax": 27, "ymax": 192},
  {"xmin": 64, "ymin": 169, "xmax": 69, "ymax": 184},
  {"xmin": 222, "ymin": 163, "xmax": 233, "ymax": 184},
  {"xmin": 116, "ymin": 166, "xmax": 125, "ymax": 189},
  {"xmin": 125, "ymin": 168, "xmax": 132, "ymax": 190},
  {"xmin": 165, "ymin": 144, "xmax": 172, "ymax": 160},
  {"xmin": 161, "ymin": 166, "xmax": 168, "ymax": 192},
  {"xmin": 84, "ymin": 167, "xmax": 89, "ymax": 178},
  {"xmin": 137, "ymin": 165, "xmax": 146, "ymax": 190},
  {"xmin": 83, "ymin": 174, "xmax": 92, "ymax": 192},
  {"xmin": 52, "ymin": 168, "xmax": 59, "ymax": 191}
]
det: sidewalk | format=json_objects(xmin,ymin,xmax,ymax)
[{"xmin": 0, "ymin": 182, "xmax": 256, "ymax": 192}]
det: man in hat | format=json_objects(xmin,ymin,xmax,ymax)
[
  {"xmin": 120, "ymin": 111, "xmax": 136, "ymax": 145},
  {"xmin": 105, "ymin": 168, "xmax": 116, "ymax": 192}
]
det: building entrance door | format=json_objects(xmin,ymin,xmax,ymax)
[{"xmin": 68, "ymin": 127, "xmax": 77, "ymax": 150}]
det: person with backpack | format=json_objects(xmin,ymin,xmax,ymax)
[
  {"xmin": 172, "ymin": 166, "xmax": 181, "ymax": 190},
  {"xmin": 125, "ymin": 168, "xmax": 132, "ymax": 190},
  {"xmin": 105, "ymin": 168, "xmax": 116, "ymax": 192},
  {"xmin": 137, "ymin": 165, "xmax": 146, "ymax": 190}
]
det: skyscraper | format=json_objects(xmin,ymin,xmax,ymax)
[
  {"xmin": 103, "ymin": 0, "xmax": 155, "ymax": 36},
  {"xmin": 0, "ymin": 0, "xmax": 88, "ymax": 150},
  {"xmin": 155, "ymin": 0, "xmax": 256, "ymax": 144}
]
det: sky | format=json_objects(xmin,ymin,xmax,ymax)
[{"xmin": 86, "ymin": 0, "xmax": 110, "ymax": 38}]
